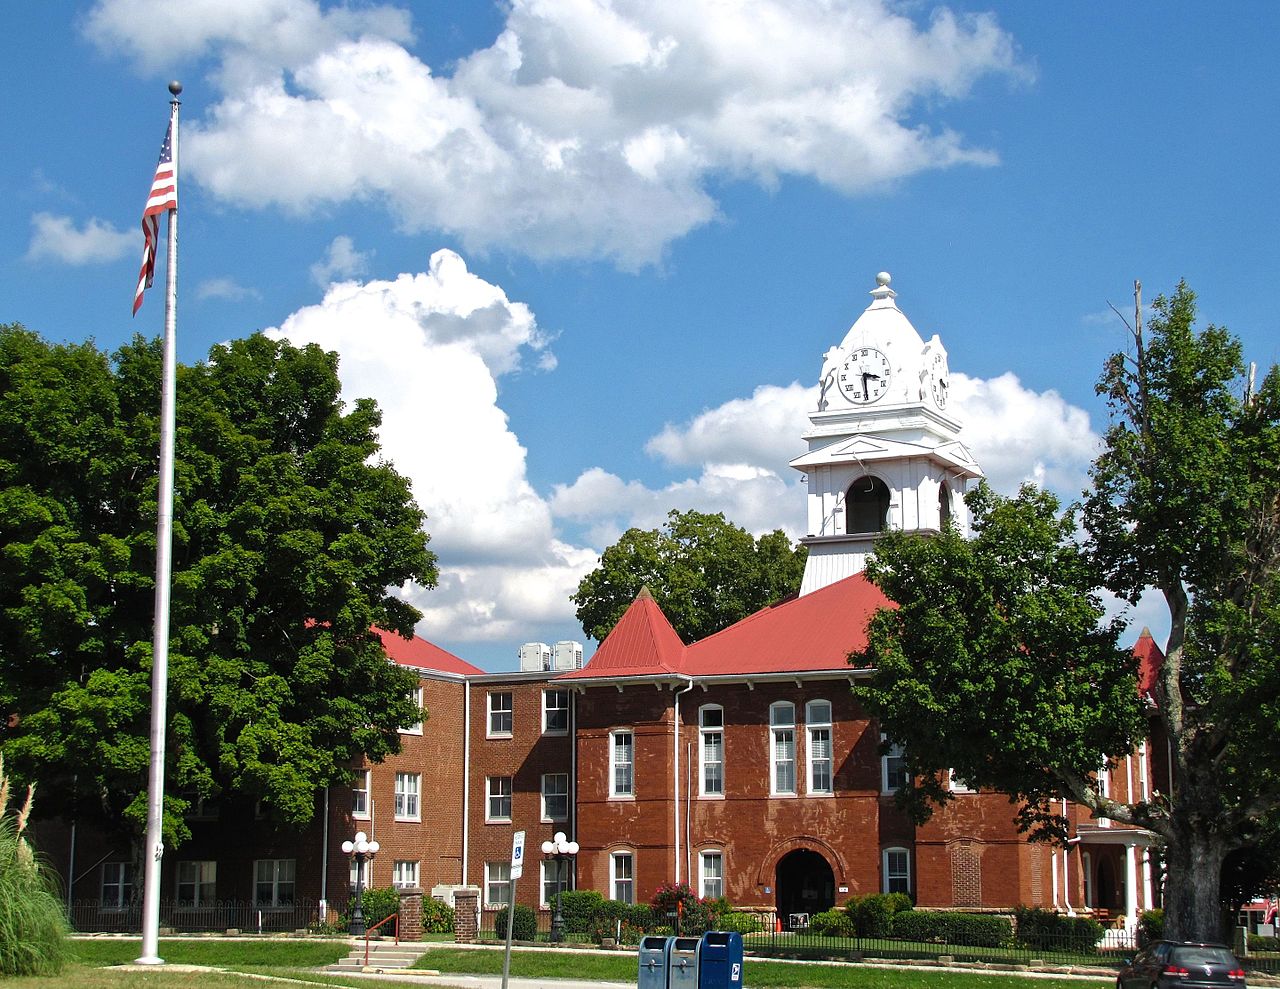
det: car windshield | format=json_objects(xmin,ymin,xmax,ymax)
[{"xmin": 1171, "ymin": 946, "xmax": 1236, "ymax": 966}]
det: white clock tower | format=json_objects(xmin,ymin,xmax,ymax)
[{"xmin": 791, "ymin": 272, "xmax": 983, "ymax": 595}]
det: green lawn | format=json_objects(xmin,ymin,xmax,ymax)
[
  {"xmin": 71, "ymin": 938, "xmax": 349, "ymax": 969},
  {"xmin": 0, "ymin": 964, "xmax": 371, "ymax": 988},
  {"xmin": 412, "ymin": 946, "xmax": 1112, "ymax": 989}
]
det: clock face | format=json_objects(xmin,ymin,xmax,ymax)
[
  {"xmin": 838, "ymin": 348, "xmax": 892, "ymax": 404},
  {"xmin": 930, "ymin": 352, "xmax": 949, "ymax": 409}
]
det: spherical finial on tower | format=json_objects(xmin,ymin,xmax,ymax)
[
  {"xmin": 168, "ymin": 80, "xmax": 183, "ymax": 96},
  {"xmin": 876, "ymin": 271, "xmax": 892, "ymax": 287}
]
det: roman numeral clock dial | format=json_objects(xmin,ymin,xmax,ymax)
[{"xmin": 838, "ymin": 348, "xmax": 892, "ymax": 404}]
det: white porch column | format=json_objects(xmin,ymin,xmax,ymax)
[
  {"xmin": 1124, "ymin": 843, "xmax": 1138, "ymax": 929},
  {"xmin": 1141, "ymin": 848, "xmax": 1153, "ymax": 912}
]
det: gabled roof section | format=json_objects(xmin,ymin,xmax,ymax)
[
  {"xmin": 557, "ymin": 587, "xmax": 687, "ymax": 680},
  {"xmin": 374, "ymin": 626, "xmax": 483, "ymax": 676},
  {"xmin": 1132, "ymin": 626, "xmax": 1165, "ymax": 703},
  {"xmin": 683, "ymin": 571, "xmax": 892, "ymax": 676}
]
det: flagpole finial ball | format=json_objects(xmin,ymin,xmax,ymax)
[
  {"xmin": 169, "ymin": 81, "xmax": 183, "ymax": 96},
  {"xmin": 876, "ymin": 271, "xmax": 891, "ymax": 287}
]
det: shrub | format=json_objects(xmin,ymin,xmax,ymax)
[
  {"xmin": 421, "ymin": 897, "xmax": 455, "ymax": 934},
  {"xmin": 651, "ymin": 882, "xmax": 719, "ymax": 935},
  {"xmin": 719, "ymin": 911, "xmax": 764, "ymax": 934},
  {"xmin": 843, "ymin": 893, "xmax": 910, "ymax": 937},
  {"xmin": 559, "ymin": 889, "xmax": 607, "ymax": 933},
  {"xmin": 1138, "ymin": 909, "xmax": 1164, "ymax": 945},
  {"xmin": 0, "ymin": 757, "xmax": 70, "ymax": 977},
  {"xmin": 1014, "ymin": 907, "xmax": 1104, "ymax": 953},
  {"xmin": 891, "ymin": 910, "xmax": 1012, "ymax": 948},
  {"xmin": 809, "ymin": 908, "xmax": 857, "ymax": 938},
  {"xmin": 340, "ymin": 886, "xmax": 401, "ymax": 932},
  {"xmin": 1248, "ymin": 934, "xmax": 1280, "ymax": 952},
  {"xmin": 494, "ymin": 904, "xmax": 538, "ymax": 941}
]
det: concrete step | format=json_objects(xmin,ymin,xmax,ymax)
[{"xmin": 328, "ymin": 942, "xmax": 430, "ymax": 972}]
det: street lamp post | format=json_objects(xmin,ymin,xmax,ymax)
[
  {"xmin": 541, "ymin": 831, "xmax": 579, "ymax": 943},
  {"xmin": 341, "ymin": 831, "xmax": 380, "ymax": 936}
]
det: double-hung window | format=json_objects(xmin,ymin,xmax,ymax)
[
  {"xmin": 700, "ymin": 851, "xmax": 723, "ymax": 899},
  {"xmin": 254, "ymin": 859, "xmax": 296, "ymax": 906},
  {"xmin": 352, "ymin": 769, "xmax": 371, "ymax": 819},
  {"xmin": 881, "ymin": 734, "xmax": 907, "ymax": 793},
  {"xmin": 395, "ymin": 772, "xmax": 421, "ymax": 821},
  {"xmin": 176, "ymin": 860, "xmax": 216, "ymax": 906},
  {"xmin": 543, "ymin": 689, "xmax": 569, "ymax": 734},
  {"xmin": 611, "ymin": 730, "xmax": 634, "ymax": 797},
  {"xmin": 541, "ymin": 858, "xmax": 570, "ymax": 907},
  {"xmin": 101, "ymin": 862, "xmax": 132, "ymax": 908},
  {"xmin": 488, "ymin": 692, "xmax": 513, "ymax": 736},
  {"xmin": 350, "ymin": 856, "xmax": 372, "ymax": 889},
  {"xmin": 806, "ymin": 700, "xmax": 833, "ymax": 794},
  {"xmin": 485, "ymin": 862, "xmax": 511, "ymax": 906},
  {"xmin": 770, "ymin": 702, "xmax": 796, "ymax": 795},
  {"xmin": 611, "ymin": 852, "xmax": 634, "ymax": 903},
  {"xmin": 487, "ymin": 776, "xmax": 513, "ymax": 822},
  {"xmin": 393, "ymin": 860, "xmax": 420, "ymax": 889},
  {"xmin": 542, "ymin": 773, "xmax": 568, "ymax": 822},
  {"xmin": 882, "ymin": 848, "xmax": 911, "ymax": 894},
  {"xmin": 402, "ymin": 685, "xmax": 424, "ymax": 735},
  {"xmin": 699, "ymin": 705, "xmax": 724, "ymax": 797}
]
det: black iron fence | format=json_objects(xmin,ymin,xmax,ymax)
[{"xmin": 67, "ymin": 899, "xmax": 330, "ymax": 935}]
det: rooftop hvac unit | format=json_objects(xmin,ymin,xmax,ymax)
[
  {"xmin": 519, "ymin": 642, "xmax": 551, "ymax": 672},
  {"xmin": 553, "ymin": 640, "xmax": 584, "ymax": 670}
]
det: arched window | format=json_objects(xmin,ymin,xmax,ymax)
[
  {"xmin": 846, "ymin": 476, "xmax": 890, "ymax": 534},
  {"xmin": 938, "ymin": 482, "xmax": 952, "ymax": 529}
]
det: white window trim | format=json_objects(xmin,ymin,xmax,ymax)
[
  {"xmin": 770, "ymin": 701, "xmax": 796, "ymax": 796},
  {"xmin": 353, "ymin": 769, "xmax": 372, "ymax": 820},
  {"xmin": 488, "ymin": 691, "xmax": 513, "ymax": 738},
  {"xmin": 486, "ymin": 776, "xmax": 513, "ymax": 823},
  {"xmin": 699, "ymin": 704, "xmax": 724, "ymax": 798},
  {"xmin": 880, "ymin": 733, "xmax": 907, "ymax": 794},
  {"xmin": 541, "ymin": 772, "xmax": 569, "ymax": 822},
  {"xmin": 542, "ymin": 689, "xmax": 569, "ymax": 735},
  {"xmin": 805, "ymin": 699, "xmax": 833, "ymax": 795},
  {"xmin": 882, "ymin": 847, "xmax": 911, "ymax": 895},
  {"xmin": 393, "ymin": 860, "xmax": 420, "ymax": 889},
  {"xmin": 610, "ymin": 851, "xmax": 635, "ymax": 904},
  {"xmin": 699, "ymin": 849, "xmax": 724, "ymax": 900},
  {"xmin": 349, "ymin": 856, "xmax": 372, "ymax": 889},
  {"xmin": 395, "ymin": 772, "xmax": 422, "ymax": 822},
  {"xmin": 610, "ymin": 729, "xmax": 634, "ymax": 799},
  {"xmin": 485, "ymin": 861, "xmax": 512, "ymax": 907},
  {"xmin": 402, "ymin": 684, "xmax": 424, "ymax": 735},
  {"xmin": 540, "ymin": 858, "xmax": 570, "ymax": 907},
  {"xmin": 949, "ymin": 770, "xmax": 974, "ymax": 794}
]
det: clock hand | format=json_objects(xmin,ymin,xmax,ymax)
[{"xmin": 861, "ymin": 371, "xmax": 880, "ymax": 400}]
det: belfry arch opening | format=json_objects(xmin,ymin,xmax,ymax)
[
  {"xmin": 775, "ymin": 849, "xmax": 835, "ymax": 929},
  {"xmin": 938, "ymin": 481, "xmax": 952, "ymax": 529},
  {"xmin": 846, "ymin": 476, "xmax": 890, "ymax": 534}
]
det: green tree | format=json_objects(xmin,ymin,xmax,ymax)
[
  {"xmin": 572, "ymin": 509, "xmax": 806, "ymax": 642},
  {"xmin": 0, "ymin": 325, "xmax": 438, "ymax": 850},
  {"xmin": 854, "ymin": 282, "xmax": 1280, "ymax": 942}
]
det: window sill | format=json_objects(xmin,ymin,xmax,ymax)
[
  {"xmin": 486, "ymin": 818, "xmax": 512, "ymax": 825},
  {"xmin": 394, "ymin": 816, "xmax": 421, "ymax": 823},
  {"xmin": 487, "ymin": 733, "xmax": 513, "ymax": 741},
  {"xmin": 608, "ymin": 794, "xmax": 635, "ymax": 801},
  {"xmin": 698, "ymin": 793, "xmax": 725, "ymax": 800}
]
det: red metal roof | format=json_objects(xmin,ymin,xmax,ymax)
[
  {"xmin": 1132, "ymin": 626, "xmax": 1165, "ymax": 701},
  {"xmin": 561, "ymin": 573, "xmax": 893, "ymax": 680},
  {"xmin": 683, "ymin": 572, "xmax": 891, "ymax": 675},
  {"xmin": 557, "ymin": 587, "xmax": 686, "ymax": 679},
  {"xmin": 374, "ymin": 626, "xmax": 483, "ymax": 676}
]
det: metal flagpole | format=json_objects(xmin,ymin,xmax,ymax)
[{"xmin": 136, "ymin": 80, "xmax": 182, "ymax": 967}]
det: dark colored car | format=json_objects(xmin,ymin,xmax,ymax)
[{"xmin": 1117, "ymin": 941, "xmax": 1246, "ymax": 989}]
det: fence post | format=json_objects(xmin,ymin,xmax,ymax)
[
  {"xmin": 453, "ymin": 888, "xmax": 480, "ymax": 943},
  {"xmin": 400, "ymin": 888, "xmax": 424, "ymax": 942}
]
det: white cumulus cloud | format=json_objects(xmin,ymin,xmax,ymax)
[
  {"xmin": 26, "ymin": 212, "xmax": 134, "ymax": 264},
  {"xmin": 197, "ymin": 276, "xmax": 261, "ymax": 301},
  {"xmin": 310, "ymin": 235, "xmax": 373, "ymax": 287},
  {"xmin": 88, "ymin": 0, "xmax": 1026, "ymax": 266}
]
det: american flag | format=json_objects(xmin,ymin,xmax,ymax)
[{"xmin": 132, "ymin": 121, "xmax": 177, "ymax": 315}]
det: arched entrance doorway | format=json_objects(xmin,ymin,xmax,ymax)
[
  {"xmin": 775, "ymin": 849, "xmax": 834, "ymax": 929},
  {"xmin": 1096, "ymin": 856, "xmax": 1123, "ymax": 912}
]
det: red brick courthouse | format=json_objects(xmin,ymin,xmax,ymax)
[{"xmin": 47, "ymin": 273, "xmax": 1163, "ymax": 933}]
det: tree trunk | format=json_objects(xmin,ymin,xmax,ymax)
[{"xmin": 1162, "ymin": 819, "xmax": 1229, "ymax": 942}]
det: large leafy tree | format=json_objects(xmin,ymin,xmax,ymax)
[
  {"xmin": 0, "ymin": 325, "xmax": 438, "ymax": 847},
  {"xmin": 572, "ymin": 509, "xmax": 806, "ymax": 642},
  {"xmin": 854, "ymin": 282, "xmax": 1280, "ymax": 941}
]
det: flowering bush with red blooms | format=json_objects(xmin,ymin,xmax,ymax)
[{"xmin": 650, "ymin": 882, "xmax": 728, "ymax": 935}]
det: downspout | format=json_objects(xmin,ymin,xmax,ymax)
[
  {"xmin": 1062, "ymin": 799, "xmax": 1076, "ymax": 915},
  {"xmin": 320, "ymin": 786, "xmax": 329, "ymax": 915},
  {"xmin": 462, "ymin": 678, "xmax": 471, "ymax": 885},
  {"xmin": 673, "ymin": 676, "xmax": 695, "ymax": 884}
]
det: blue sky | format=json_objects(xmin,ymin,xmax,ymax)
[{"xmin": 4, "ymin": 1, "xmax": 1278, "ymax": 670}]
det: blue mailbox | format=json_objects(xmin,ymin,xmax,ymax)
[
  {"xmin": 639, "ymin": 936, "xmax": 672, "ymax": 989},
  {"xmin": 698, "ymin": 931, "xmax": 744, "ymax": 989}
]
